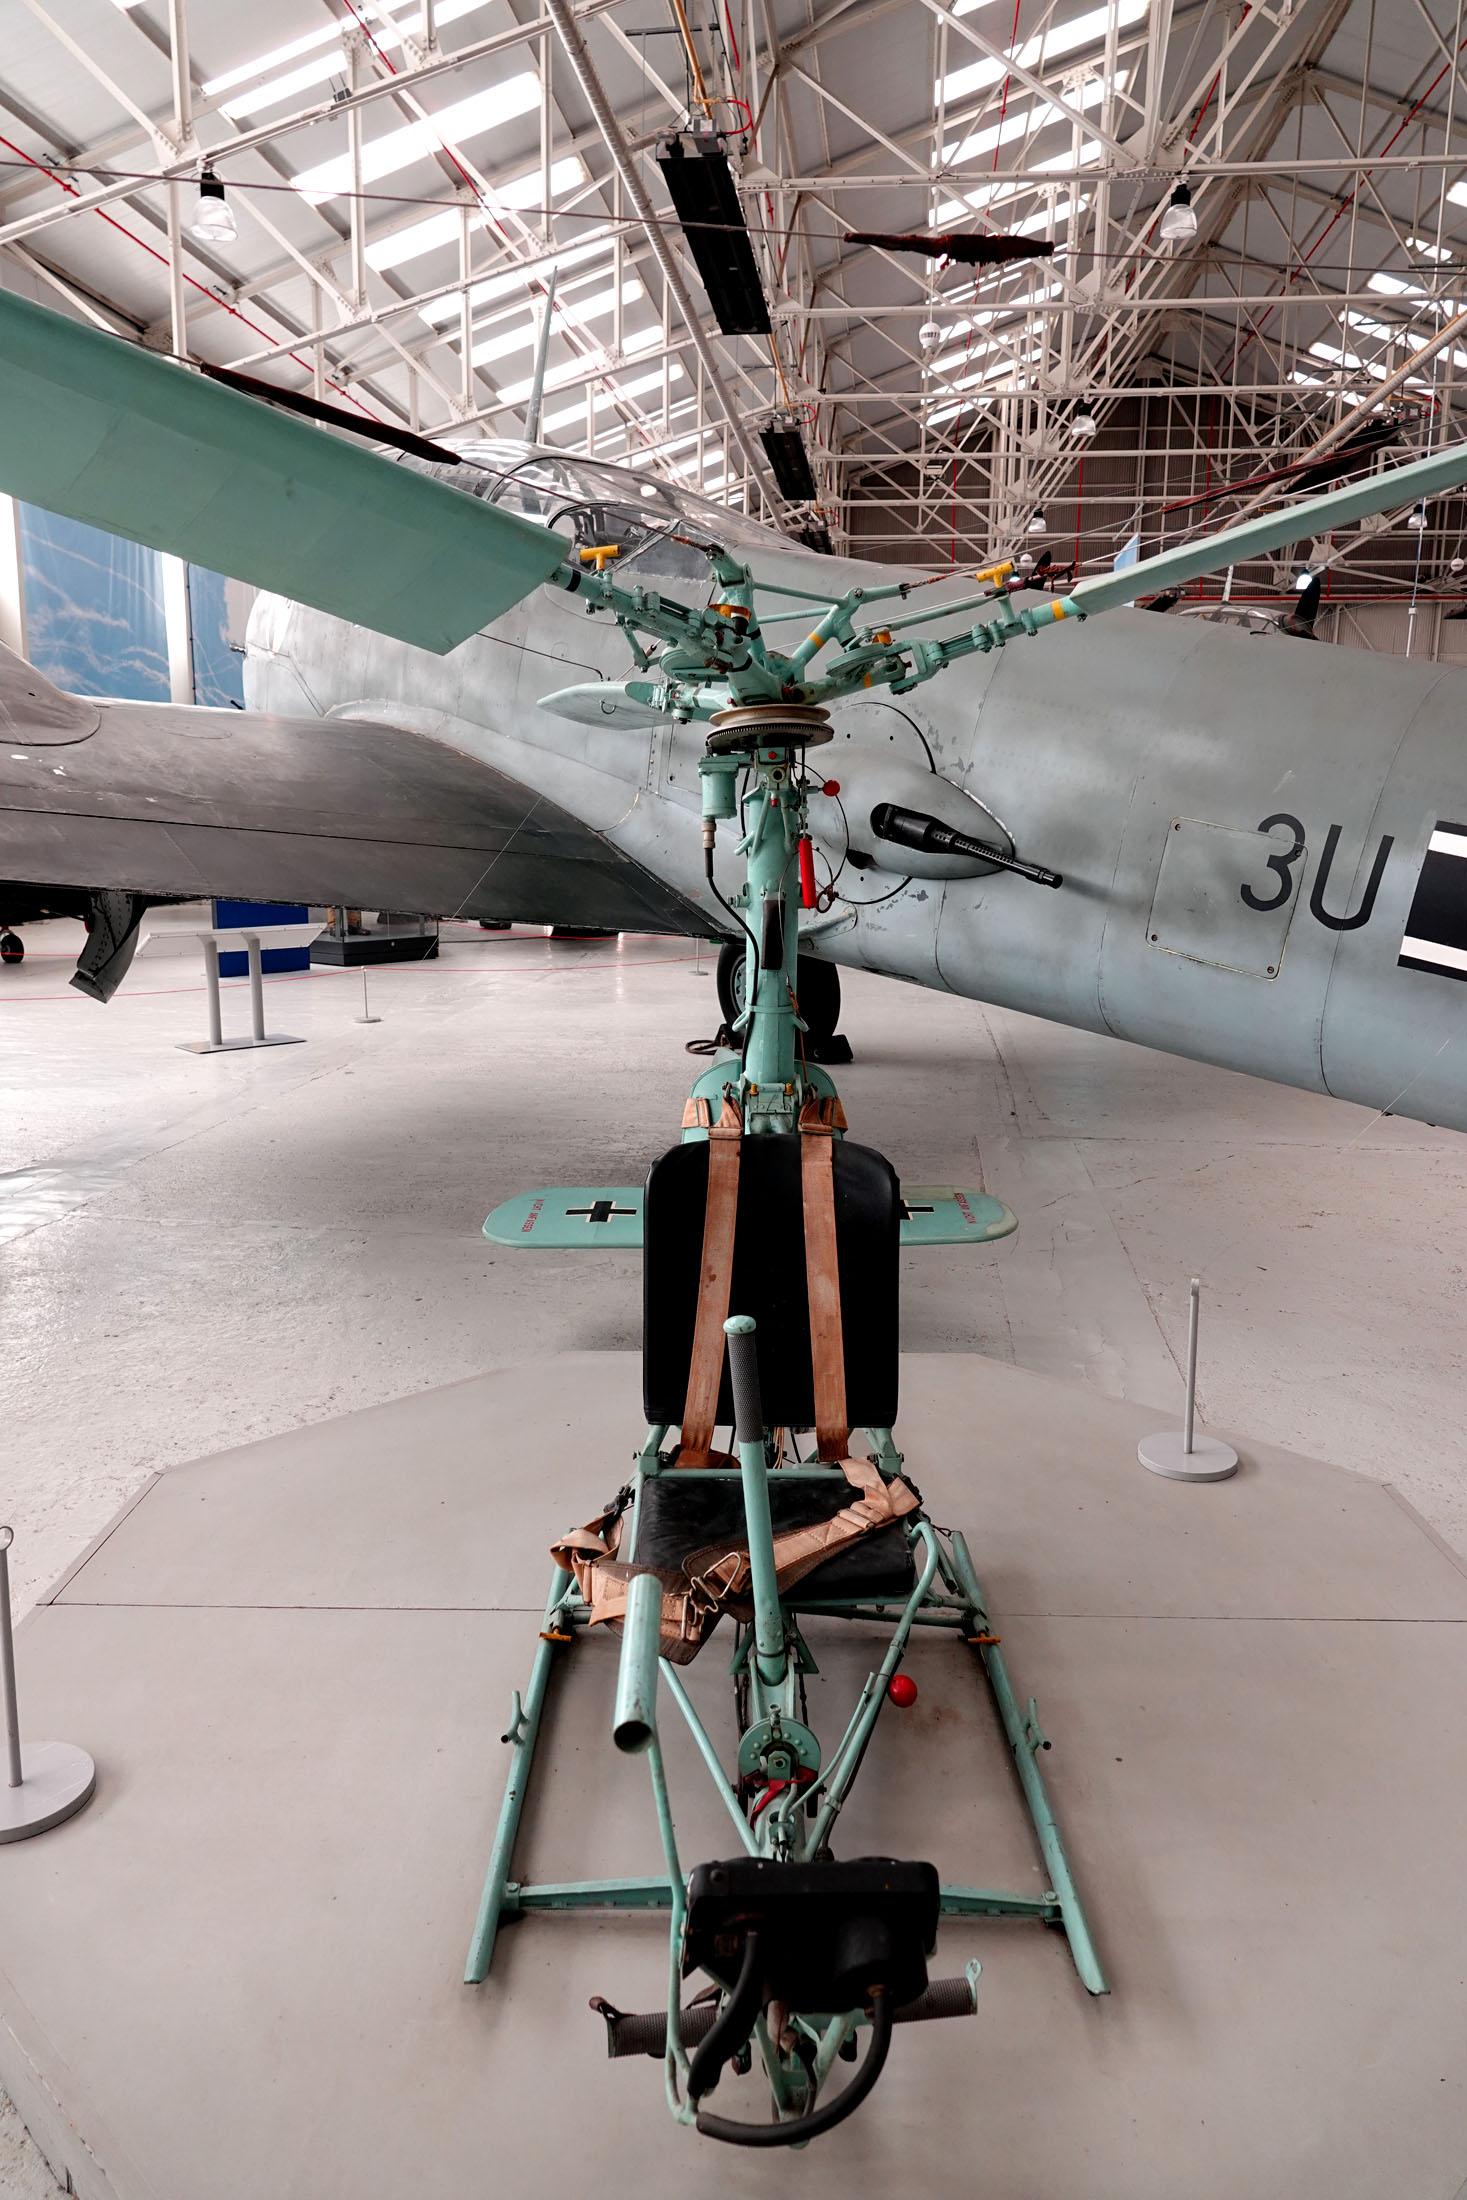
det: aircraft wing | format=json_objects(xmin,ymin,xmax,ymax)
[{"xmin": 0, "ymin": 646, "xmax": 700, "ymax": 938}]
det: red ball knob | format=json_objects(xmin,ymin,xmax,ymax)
[
  {"xmin": 821, "ymin": 778, "xmax": 841, "ymax": 797},
  {"xmin": 887, "ymin": 1673, "xmax": 918, "ymax": 1708}
]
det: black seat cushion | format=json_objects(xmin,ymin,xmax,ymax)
[
  {"xmin": 634, "ymin": 1471, "xmax": 915, "ymax": 1602},
  {"xmin": 642, "ymin": 1132, "xmax": 899, "ymax": 1432}
]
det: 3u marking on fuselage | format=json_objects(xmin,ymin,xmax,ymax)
[{"xmin": 1239, "ymin": 811, "xmax": 1395, "ymax": 933}]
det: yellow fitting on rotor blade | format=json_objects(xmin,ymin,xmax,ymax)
[
  {"xmin": 580, "ymin": 544, "xmax": 622, "ymax": 572},
  {"xmin": 973, "ymin": 560, "xmax": 1014, "ymax": 586}
]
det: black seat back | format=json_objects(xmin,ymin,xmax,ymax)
[{"xmin": 642, "ymin": 1132, "xmax": 899, "ymax": 1432}]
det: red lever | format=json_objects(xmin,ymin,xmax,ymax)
[{"xmin": 798, "ymin": 835, "xmax": 818, "ymax": 908}]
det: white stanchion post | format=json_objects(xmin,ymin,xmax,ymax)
[
  {"xmin": 203, "ymin": 935, "xmax": 224, "ymax": 1049},
  {"xmin": 0, "ymin": 1533, "xmax": 22, "ymax": 1788},
  {"xmin": 1138, "ymin": 1278, "xmax": 1239, "ymax": 1482},
  {"xmin": 1182, "ymin": 1277, "xmax": 1200, "ymax": 1454},
  {"xmin": 246, "ymin": 936, "xmax": 267, "ymax": 1042},
  {"xmin": 0, "ymin": 1527, "xmax": 96, "ymax": 1842},
  {"xmin": 179, "ymin": 926, "xmax": 316, "ymax": 1053}
]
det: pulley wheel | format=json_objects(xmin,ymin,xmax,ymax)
[{"xmin": 707, "ymin": 703, "xmax": 834, "ymax": 754}]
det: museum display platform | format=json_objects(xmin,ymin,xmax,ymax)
[{"xmin": 4, "ymin": 1350, "xmax": 1467, "ymax": 2200}]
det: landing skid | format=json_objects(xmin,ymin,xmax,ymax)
[{"xmin": 465, "ymin": 1517, "xmax": 1107, "ymax": 1994}]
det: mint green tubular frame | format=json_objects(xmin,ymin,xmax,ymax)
[{"xmin": 464, "ymin": 724, "xmax": 1107, "ymax": 2140}]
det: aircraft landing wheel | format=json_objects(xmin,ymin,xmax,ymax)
[
  {"xmin": 715, "ymin": 943, "xmax": 840, "ymax": 1044},
  {"xmin": 0, "ymin": 931, "xmax": 23, "ymax": 965}
]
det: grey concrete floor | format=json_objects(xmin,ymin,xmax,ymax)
[
  {"xmin": 1, "ymin": 912, "xmax": 1466, "ymax": 2195},
  {"xmin": 8, "ymin": 1354, "xmax": 1467, "ymax": 2200},
  {"xmin": 2, "ymin": 908, "xmax": 1464, "ymax": 1625}
]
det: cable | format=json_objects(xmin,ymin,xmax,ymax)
[
  {"xmin": 694, "ymin": 1987, "xmax": 893, "ymax": 2147},
  {"xmin": 703, "ymin": 836, "xmax": 759, "ymax": 1069},
  {"xmin": 686, "ymin": 1931, "xmax": 764, "ymax": 2101}
]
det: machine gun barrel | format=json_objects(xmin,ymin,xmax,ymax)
[{"xmin": 870, "ymin": 803, "xmax": 1063, "ymax": 888}]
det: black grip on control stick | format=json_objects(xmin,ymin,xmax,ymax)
[{"xmin": 723, "ymin": 1316, "xmax": 765, "ymax": 1447}]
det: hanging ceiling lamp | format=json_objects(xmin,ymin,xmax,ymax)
[
  {"xmin": 1072, "ymin": 407, "xmax": 1097, "ymax": 440},
  {"xmin": 1159, "ymin": 182, "xmax": 1197, "ymax": 244},
  {"xmin": 1027, "ymin": 505, "xmax": 1047, "ymax": 534},
  {"xmin": 188, "ymin": 165, "xmax": 237, "ymax": 245}
]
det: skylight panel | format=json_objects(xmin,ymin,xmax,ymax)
[
  {"xmin": 208, "ymin": 0, "xmax": 488, "ymax": 109},
  {"xmin": 938, "ymin": 1, "xmax": 1147, "ymax": 108},
  {"xmin": 1409, "ymin": 236, "xmax": 1454, "ymax": 260},
  {"xmin": 418, "ymin": 233, "xmax": 614, "ymax": 323},
  {"xmin": 932, "ymin": 192, "xmax": 1087, "ymax": 237},
  {"xmin": 496, "ymin": 325, "xmax": 661, "ymax": 407},
  {"xmin": 933, "ymin": 164, "xmax": 1100, "ymax": 227},
  {"xmin": 935, "ymin": 281, "xmax": 1062, "ymax": 345},
  {"xmin": 630, "ymin": 429, "xmax": 703, "ymax": 464},
  {"xmin": 294, "ymin": 73, "xmax": 541, "ymax": 203},
  {"xmin": 497, "ymin": 158, "xmax": 587, "ymax": 212},
  {"xmin": 499, "ymin": 351, "xmax": 610, "ymax": 407},
  {"xmin": 942, "ymin": 81, "xmax": 1110, "ymax": 166},
  {"xmin": 541, "ymin": 364, "xmax": 685, "ymax": 432},
  {"xmin": 221, "ymin": 53, "xmax": 346, "ymax": 119},
  {"xmin": 1308, "ymin": 341, "xmax": 1388, "ymax": 379},
  {"xmin": 202, "ymin": 19, "xmax": 345, "ymax": 95},
  {"xmin": 667, "ymin": 445, "xmax": 723, "ymax": 477},
  {"xmin": 365, "ymin": 160, "xmax": 587, "ymax": 272},
  {"xmin": 469, "ymin": 281, "xmax": 644, "ymax": 367},
  {"xmin": 1369, "ymin": 270, "xmax": 1461, "ymax": 317},
  {"xmin": 216, "ymin": 0, "xmax": 494, "ymax": 106},
  {"xmin": 369, "ymin": 209, "xmax": 467, "ymax": 273},
  {"xmin": 942, "ymin": 340, "xmax": 1043, "ymax": 392},
  {"xmin": 930, "ymin": 344, "xmax": 990, "ymax": 377},
  {"xmin": 1012, "ymin": 196, "xmax": 1087, "ymax": 237}
]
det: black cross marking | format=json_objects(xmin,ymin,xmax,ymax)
[
  {"xmin": 568, "ymin": 1199, "xmax": 638, "ymax": 1224},
  {"xmin": 900, "ymin": 1199, "xmax": 935, "ymax": 1221}
]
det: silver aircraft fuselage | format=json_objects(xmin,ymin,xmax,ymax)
[{"xmin": 243, "ymin": 444, "xmax": 1467, "ymax": 1135}]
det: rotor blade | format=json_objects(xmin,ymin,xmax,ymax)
[
  {"xmin": 843, "ymin": 229, "xmax": 1053, "ymax": 268},
  {"xmin": 1156, "ymin": 416, "xmax": 1403, "ymax": 521},
  {"xmin": 1068, "ymin": 439, "xmax": 1467, "ymax": 621},
  {"xmin": 0, "ymin": 289, "xmax": 567, "ymax": 654}
]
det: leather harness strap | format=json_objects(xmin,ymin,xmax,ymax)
[
  {"xmin": 550, "ymin": 1085, "xmax": 921, "ymax": 1666},
  {"xmin": 799, "ymin": 1092, "xmax": 850, "ymax": 1462},
  {"xmin": 551, "ymin": 1452, "xmax": 919, "ymax": 1665},
  {"xmin": 677, "ymin": 1091, "xmax": 743, "ymax": 1464}
]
